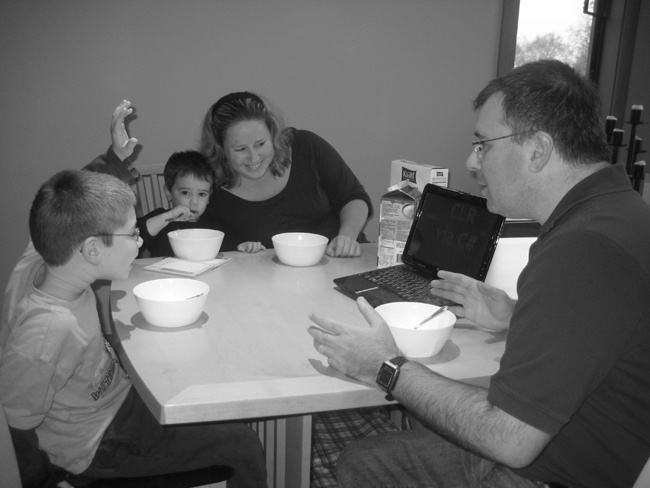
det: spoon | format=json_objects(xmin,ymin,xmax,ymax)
[
  {"xmin": 184, "ymin": 293, "xmax": 205, "ymax": 300},
  {"xmin": 413, "ymin": 306, "xmax": 449, "ymax": 329}
]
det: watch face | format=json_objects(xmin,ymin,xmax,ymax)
[{"xmin": 377, "ymin": 363, "xmax": 395, "ymax": 390}]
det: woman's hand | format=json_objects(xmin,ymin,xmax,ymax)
[
  {"xmin": 430, "ymin": 270, "xmax": 515, "ymax": 330},
  {"xmin": 237, "ymin": 241, "xmax": 266, "ymax": 253},
  {"xmin": 326, "ymin": 235, "xmax": 361, "ymax": 257},
  {"xmin": 111, "ymin": 99, "xmax": 138, "ymax": 161},
  {"xmin": 332, "ymin": 199, "xmax": 369, "ymax": 257}
]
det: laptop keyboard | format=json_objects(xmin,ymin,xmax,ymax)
[{"xmin": 360, "ymin": 267, "xmax": 456, "ymax": 306}]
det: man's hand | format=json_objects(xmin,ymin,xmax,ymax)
[
  {"xmin": 308, "ymin": 297, "xmax": 400, "ymax": 385},
  {"xmin": 326, "ymin": 235, "xmax": 361, "ymax": 257},
  {"xmin": 111, "ymin": 99, "xmax": 138, "ymax": 161},
  {"xmin": 430, "ymin": 270, "xmax": 515, "ymax": 330}
]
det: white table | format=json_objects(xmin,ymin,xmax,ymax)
[{"xmin": 109, "ymin": 238, "xmax": 534, "ymax": 487}]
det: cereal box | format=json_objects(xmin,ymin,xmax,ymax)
[{"xmin": 390, "ymin": 159, "xmax": 449, "ymax": 192}]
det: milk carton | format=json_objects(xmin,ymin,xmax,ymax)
[
  {"xmin": 390, "ymin": 159, "xmax": 449, "ymax": 192},
  {"xmin": 378, "ymin": 181, "xmax": 421, "ymax": 268}
]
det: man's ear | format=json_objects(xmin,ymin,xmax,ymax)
[
  {"xmin": 528, "ymin": 131, "xmax": 554, "ymax": 173},
  {"xmin": 164, "ymin": 185, "xmax": 172, "ymax": 203},
  {"xmin": 79, "ymin": 237, "xmax": 102, "ymax": 264}
]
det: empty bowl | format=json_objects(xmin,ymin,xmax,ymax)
[
  {"xmin": 272, "ymin": 232, "xmax": 328, "ymax": 267},
  {"xmin": 168, "ymin": 228, "xmax": 224, "ymax": 261},
  {"xmin": 376, "ymin": 302, "xmax": 456, "ymax": 358},
  {"xmin": 133, "ymin": 278, "xmax": 210, "ymax": 328}
]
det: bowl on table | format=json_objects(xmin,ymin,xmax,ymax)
[
  {"xmin": 168, "ymin": 228, "xmax": 224, "ymax": 261},
  {"xmin": 272, "ymin": 232, "xmax": 328, "ymax": 267},
  {"xmin": 375, "ymin": 302, "xmax": 456, "ymax": 358},
  {"xmin": 133, "ymin": 278, "xmax": 210, "ymax": 328}
]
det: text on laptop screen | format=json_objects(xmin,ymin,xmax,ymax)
[{"xmin": 403, "ymin": 188, "xmax": 503, "ymax": 278}]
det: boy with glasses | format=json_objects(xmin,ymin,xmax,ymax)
[{"xmin": 0, "ymin": 170, "xmax": 266, "ymax": 487}]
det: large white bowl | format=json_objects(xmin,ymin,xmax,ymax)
[
  {"xmin": 168, "ymin": 228, "xmax": 224, "ymax": 261},
  {"xmin": 133, "ymin": 278, "xmax": 210, "ymax": 328},
  {"xmin": 376, "ymin": 302, "xmax": 456, "ymax": 358},
  {"xmin": 272, "ymin": 232, "xmax": 328, "ymax": 267}
]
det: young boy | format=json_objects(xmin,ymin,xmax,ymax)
[
  {"xmin": 0, "ymin": 170, "xmax": 267, "ymax": 487},
  {"xmin": 139, "ymin": 150, "xmax": 265, "ymax": 257}
]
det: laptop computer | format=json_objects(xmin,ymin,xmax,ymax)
[{"xmin": 334, "ymin": 183, "xmax": 505, "ymax": 307}]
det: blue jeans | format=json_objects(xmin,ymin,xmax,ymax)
[
  {"xmin": 336, "ymin": 428, "xmax": 540, "ymax": 488},
  {"xmin": 80, "ymin": 387, "xmax": 267, "ymax": 488}
]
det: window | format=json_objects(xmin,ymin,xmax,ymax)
[
  {"xmin": 497, "ymin": 0, "xmax": 608, "ymax": 82},
  {"xmin": 515, "ymin": 0, "xmax": 594, "ymax": 75}
]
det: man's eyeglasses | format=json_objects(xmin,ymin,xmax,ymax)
[
  {"xmin": 97, "ymin": 227, "xmax": 140, "ymax": 242},
  {"xmin": 471, "ymin": 132, "xmax": 526, "ymax": 159}
]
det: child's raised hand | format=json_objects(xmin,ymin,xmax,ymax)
[
  {"xmin": 237, "ymin": 241, "xmax": 266, "ymax": 253},
  {"xmin": 111, "ymin": 99, "xmax": 138, "ymax": 161},
  {"xmin": 165, "ymin": 205, "xmax": 192, "ymax": 222}
]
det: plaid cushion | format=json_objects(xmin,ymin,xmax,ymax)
[{"xmin": 311, "ymin": 407, "xmax": 402, "ymax": 488}]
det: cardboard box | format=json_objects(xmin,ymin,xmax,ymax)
[
  {"xmin": 378, "ymin": 181, "xmax": 421, "ymax": 268},
  {"xmin": 390, "ymin": 159, "xmax": 449, "ymax": 192}
]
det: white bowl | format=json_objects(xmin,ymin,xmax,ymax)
[
  {"xmin": 376, "ymin": 302, "xmax": 456, "ymax": 358},
  {"xmin": 133, "ymin": 278, "xmax": 210, "ymax": 328},
  {"xmin": 168, "ymin": 228, "xmax": 224, "ymax": 261},
  {"xmin": 272, "ymin": 232, "xmax": 328, "ymax": 267}
]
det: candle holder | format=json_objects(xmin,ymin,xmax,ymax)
[
  {"xmin": 610, "ymin": 128, "xmax": 625, "ymax": 165},
  {"xmin": 632, "ymin": 160, "xmax": 646, "ymax": 196},
  {"xmin": 605, "ymin": 116, "xmax": 617, "ymax": 144},
  {"xmin": 626, "ymin": 104, "xmax": 645, "ymax": 175}
]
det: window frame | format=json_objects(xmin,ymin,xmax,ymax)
[{"xmin": 496, "ymin": 0, "xmax": 642, "ymax": 116}]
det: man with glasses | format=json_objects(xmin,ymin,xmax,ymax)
[
  {"xmin": 0, "ymin": 170, "xmax": 267, "ymax": 487},
  {"xmin": 309, "ymin": 59, "xmax": 650, "ymax": 487}
]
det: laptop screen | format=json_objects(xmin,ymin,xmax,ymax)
[{"xmin": 402, "ymin": 184, "xmax": 504, "ymax": 280}]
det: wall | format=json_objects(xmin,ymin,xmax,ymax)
[{"xmin": 0, "ymin": 0, "xmax": 504, "ymax": 292}]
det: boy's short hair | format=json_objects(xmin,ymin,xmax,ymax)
[
  {"xmin": 163, "ymin": 150, "xmax": 215, "ymax": 191},
  {"xmin": 29, "ymin": 170, "xmax": 136, "ymax": 266}
]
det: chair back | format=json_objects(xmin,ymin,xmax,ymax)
[
  {"xmin": 0, "ymin": 400, "xmax": 22, "ymax": 488},
  {"xmin": 135, "ymin": 164, "xmax": 170, "ymax": 215}
]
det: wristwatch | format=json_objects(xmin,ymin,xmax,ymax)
[{"xmin": 376, "ymin": 356, "xmax": 408, "ymax": 401}]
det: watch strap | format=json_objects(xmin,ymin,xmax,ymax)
[
  {"xmin": 380, "ymin": 356, "xmax": 408, "ymax": 401},
  {"xmin": 388, "ymin": 356, "xmax": 408, "ymax": 368}
]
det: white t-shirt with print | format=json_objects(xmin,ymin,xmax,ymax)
[{"xmin": 0, "ymin": 243, "xmax": 132, "ymax": 473}]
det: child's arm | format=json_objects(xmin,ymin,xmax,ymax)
[
  {"xmin": 83, "ymin": 100, "xmax": 141, "ymax": 215},
  {"xmin": 145, "ymin": 205, "xmax": 192, "ymax": 237},
  {"xmin": 111, "ymin": 99, "xmax": 139, "ymax": 161},
  {"xmin": 236, "ymin": 241, "xmax": 266, "ymax": 253}
]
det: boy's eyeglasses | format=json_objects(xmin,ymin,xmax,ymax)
[
  {"xmin": 97, "ymin": 227, "xmax": 140, "ymax": 242},
  {"xmin": 471, "ymin": 132, "xmax": 527, "ymax": 159}
]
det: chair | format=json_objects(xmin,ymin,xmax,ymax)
[
  {"xmin": 135, "ymin": 163, "xmax": 170, "ymax": 216},
  {"xmin": 134, "ymin": 163, "xmax": 169, "ymax": 258},
  {"xmin": 63, "ymin": 467, "xmax": 231, "ymax": 488},
  {"xmin": 501, "ymin": 218, "xmax": 541, "ymax": 238},
  {"xmin": 1, "ymin": 399, "xmax": 230, "ymax": 488}
]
